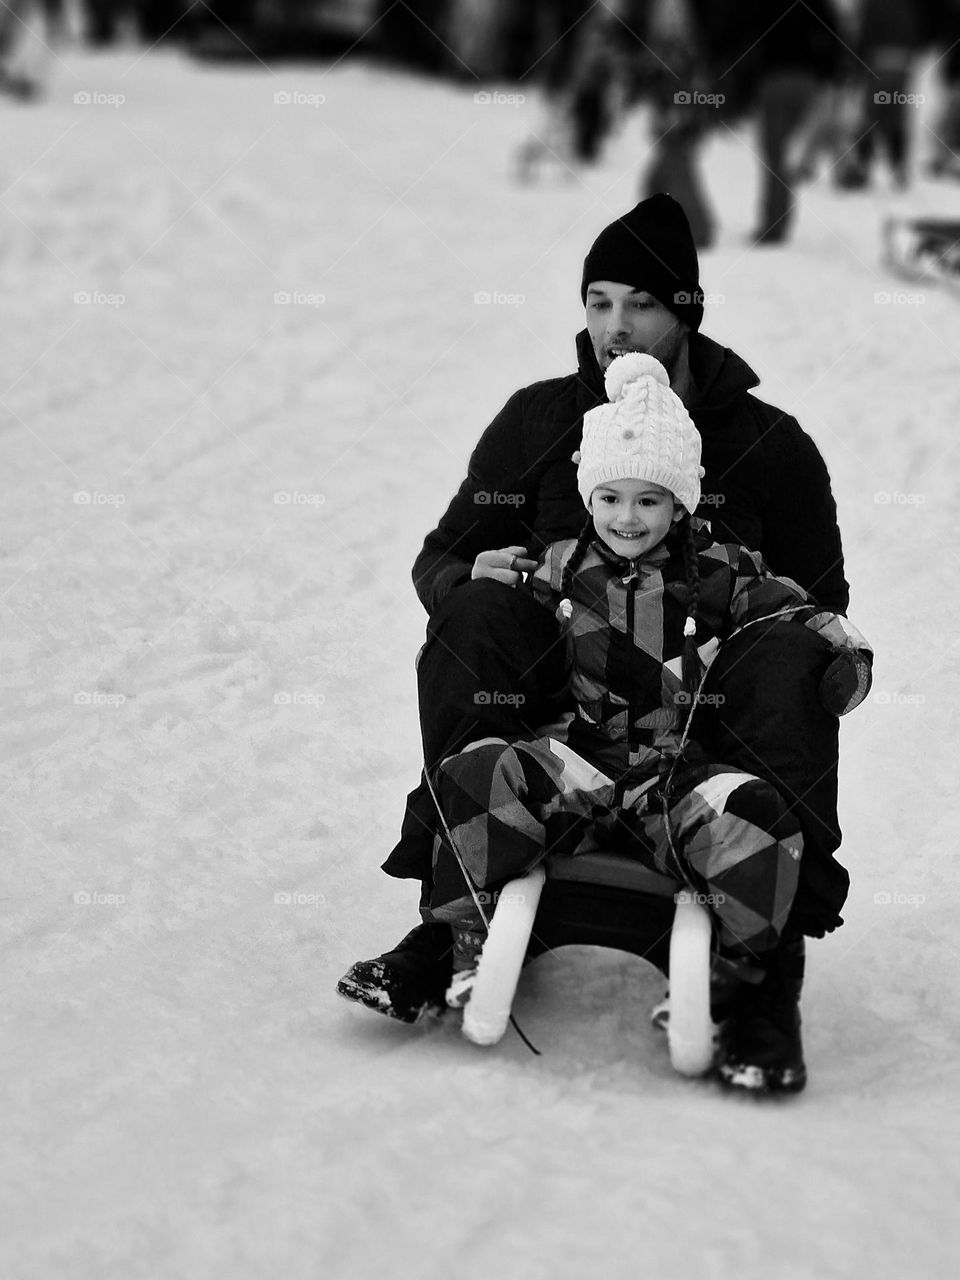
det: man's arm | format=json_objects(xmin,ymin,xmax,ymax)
[
  {"xmin": 760, "ymin": 415, "xmax": 850, "ymax": 614},
  {"xmin": 412, "ymin": 389, "xmax": 531, "ymax": 615}
]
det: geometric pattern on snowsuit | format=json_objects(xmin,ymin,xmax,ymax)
[{"xmin": 425, "ymin": 735, "xmax": 803, "ymax": 960}]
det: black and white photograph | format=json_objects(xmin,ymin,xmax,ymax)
[{"xmin": 4, "ymin": 1, "xmax": 960, "ymax": 1276}]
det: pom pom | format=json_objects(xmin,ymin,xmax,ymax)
[
  {"xmin": 571, "ymin": 450, "xmax": 582, "ymax": 465},
  {"xmin": 604, "ymin": 352, "xmax": 670, "ymax": 403},
  {"xmin": 558, "ymin": 599, "xmax": 573, "ymax": 620},
  {"xmin": 683, "ymin": 616, "xmax": 697, "ymax": 637}
]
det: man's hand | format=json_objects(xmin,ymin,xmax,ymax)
[{"xmin": 471, "ymin": 545, "xmax": 539, "ymax": 586}]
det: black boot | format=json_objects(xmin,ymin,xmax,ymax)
[
  {"xmin": 337, "ymin": 923, "xmax": 453, "ymax": 1024},
  {"xmin": 715, "ymin": 933, "xmax": 807, "ymax": 1094}
]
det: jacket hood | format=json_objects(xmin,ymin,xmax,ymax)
[{"xmin": 575, "ymin": 328, "xmax": 761, "ymax": 415}]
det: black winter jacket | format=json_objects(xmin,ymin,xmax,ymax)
[{"xmin": 413, "ymin": 330, "xmax": 848, "ymax": 615}]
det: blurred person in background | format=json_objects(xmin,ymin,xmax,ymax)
[
  {"xmin": 634, "ymin": 0, "xmax": 715, "ymax": 247},
  {"xmin": 0, "ymin": 0, "xmax": 50, "ymax": 100},
  {"xmin": 843, "ymin": 0, "xmax": 934, "ymax": 189},
  {"xmin": 514, "ymin": 0, "xmax": 616, "ymax": 182},
  {"xmin": 928, "ymin": 0, "xmax": 960, "ymax": 180},
  {"xmin": 84, "ymin": 0, "xmax": 196, "ymax": 46},
  {"xmin": 742, "ymin": 0, "xmax": 846, "ymax": 243},
  {"xmin": 787, "ymin": 2, "xmax": 862, "ymax": 187}
]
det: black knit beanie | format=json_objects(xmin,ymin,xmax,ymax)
[{"xmin": 580, "ymin": 194, "xmax": 704, "ymax": 331}]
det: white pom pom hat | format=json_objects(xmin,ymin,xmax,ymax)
[{"xmin": 576, "ymin": 353, "xmax": 704, "ymax": 515}]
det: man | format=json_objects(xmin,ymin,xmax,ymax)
[{"xmin": 338, "ymin": 195, "xmax": 850, "ymax": 1038}]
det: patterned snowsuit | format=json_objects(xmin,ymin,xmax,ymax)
[{"xmin": 425, "ymin": 527, "xmax": 869, "ymax": 960}]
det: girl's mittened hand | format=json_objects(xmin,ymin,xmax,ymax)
[
  {"xmin": 819, "ymin": 649, "xmax": 872, "ymax": 716},
  {"xmin": 471, "ymin": 546, "xmax": 539, "ymax": 586}
]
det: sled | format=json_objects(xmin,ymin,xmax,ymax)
[
  {"xmin": 461, "ymin": 851, "xmax": 716, "ymax": 1078},
  {"xmin": 882, "ymin": 216, "xmax": 960, "ymax": 291}
]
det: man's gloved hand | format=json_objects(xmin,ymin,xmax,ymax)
[{"xmin": 819, "ymin": 648, "xmax": 872, "ymax": 716}]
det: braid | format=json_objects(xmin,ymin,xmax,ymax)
[
  {"xmin": 678, "ymin": 513, "xmax": 703, "ymax": 695},
  {"xmin": 558, "ymin": 516, "xmax": 594, "ymax": 617}
]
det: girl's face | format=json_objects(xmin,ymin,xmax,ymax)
[{"xmin": 589, "ymin": 479, "xmax": 683, "ymax": 559}]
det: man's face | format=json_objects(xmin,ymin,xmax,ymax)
[
  {"xmin": 589, "ymin": 479, "xmax": 683, "ymax": 560},
  {"xmin": 585, "ymin": 281, "xmax": 689, "ymax": 380}
]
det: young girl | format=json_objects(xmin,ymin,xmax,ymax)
[{"xmin": 423, "ymin": 353, "xmax": 872, "ymax": 1094}]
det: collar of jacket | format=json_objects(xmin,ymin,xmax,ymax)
[
  {"xmin": 590, "ymin": 536, "xmax": 672, "ymax": 577},
  {"xmin": 573, "ymin": 328, "xmax": 762, "ymax": 414}
]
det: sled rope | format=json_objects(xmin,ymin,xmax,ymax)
[{"xmin": 423, "ymin": 765, "xmax": 542, "ymax": 1057}]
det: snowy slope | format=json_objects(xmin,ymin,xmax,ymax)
[{"xmin": 2, "ymin": 45, "xmax": 960, "ymax": 1280}]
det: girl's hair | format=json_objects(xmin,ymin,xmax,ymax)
[
  {"xmin": 559, "ymin": 509, "xmax": 704, "ymax": 700},
  {"xmin": 558, "ymin": 516, "xmax": 595, "ymax": 609},
  {"xmin": 676, "ymin": 512, "xmax": 703, "ymax": 697}
]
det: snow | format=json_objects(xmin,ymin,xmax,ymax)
[{"xmin": 3, "ymin": 43, "xmax": 960, "ymax": 1280}]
